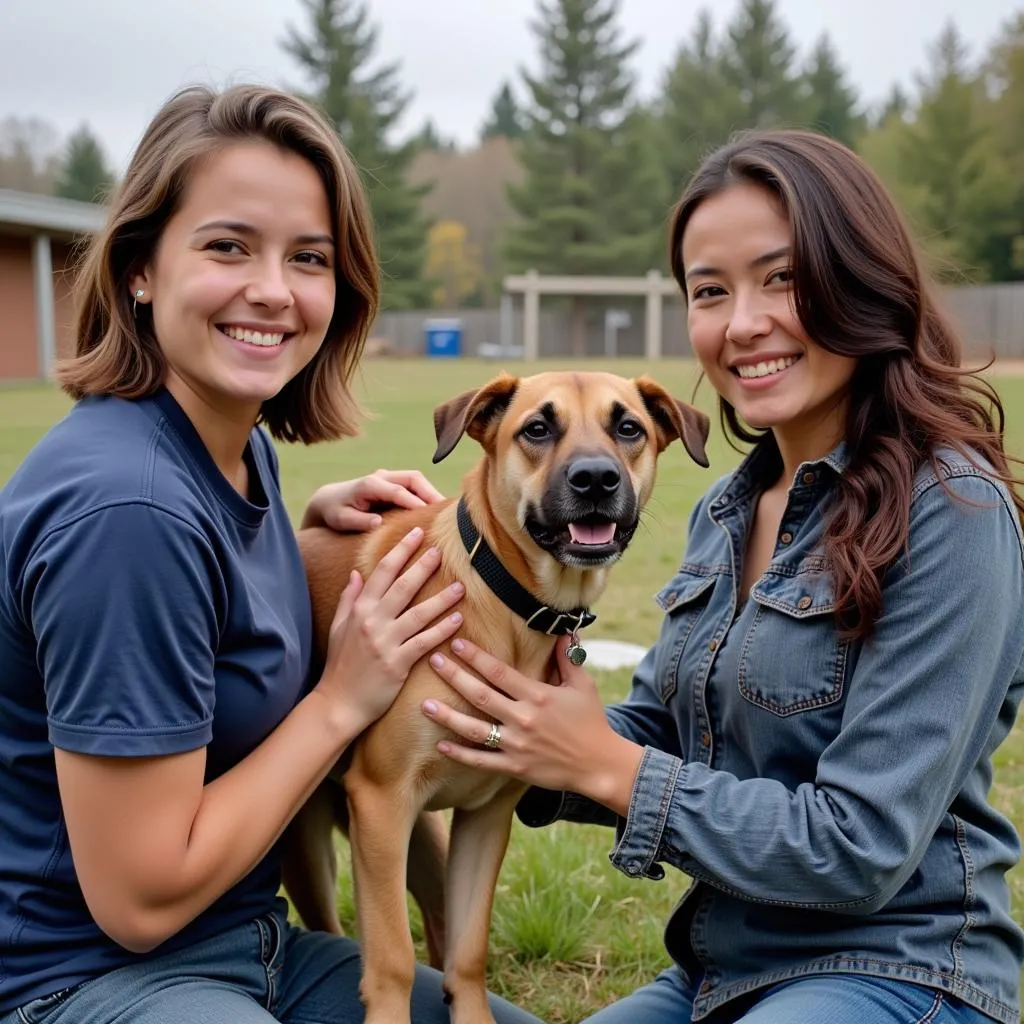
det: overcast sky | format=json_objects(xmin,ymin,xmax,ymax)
[{"xmin": 2, "ymin": 0, "xmax": 1021, "ymax": 170}]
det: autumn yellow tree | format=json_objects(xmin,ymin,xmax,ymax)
[{"xmin": 424, "ymin": 220, "xmax": 484, "ymax": 308}]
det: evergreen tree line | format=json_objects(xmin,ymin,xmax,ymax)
[
  {"xmin": 281, "ymin": 0, "xmax": 1024, "ymax": 307},
  {"xmin": 8, "ymin": 0, "xmax": 1024, "ymax": 309},
  {"xmin": 504, "ymin": 0, "xmax": 1024, "ymax": 292}
]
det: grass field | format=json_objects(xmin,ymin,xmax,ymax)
[{"xmin": 2, "ymin": 358, "xmax": 1024, "ymax": 1021}]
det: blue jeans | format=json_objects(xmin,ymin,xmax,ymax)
[
  {"xmin": 583, "ymin": 967, "xmax": 997, "ymax": 1023},
  {"xmin": 1, "ymin": 909, "xmax": 539, "ymax": 1023}
]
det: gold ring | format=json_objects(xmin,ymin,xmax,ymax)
[{"xmin": 483, "ymin": 723, "xmax": 502, "ymax": 750}]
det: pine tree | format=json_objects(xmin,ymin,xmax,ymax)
[
  {"xmin": 598, "ymin": 106, "xmax": 673, "ymax": 271},
  {"xmin": 54, "ymin": 124, "xmax": 114, "ymax": 204},
  {"xmin": 504, "ymin": 0, "xmax": 668, "ymax": 352},
  {"xmin": 282, "ymin": 0, "xmax": 431, "ymax": 309},
  {"xmin": 861, "ymin": 22, "xmax": 1024, "ymax": 281},
  {"xmin": 415, "ymin": 119, "xmax": 456, "ymax": 152},
  {"xmin": 875, "ymin": 84, "xmax": 911, "ymax": 127},
  {"xmin": 720, "ymin": 0, "xmax": 807, "ymax": 128},
  {"xmin": 857, "ymin": 107, "xmax": 930, "ymax": 231},
  {"xmin": 481, "ymin": 81, "xmax": 525, "ymax": 141},
  {"xmin": 899, "ymin": 22, "xmax": 996, "ymax": 275},
  {"xmin": 801, "ymin": 35, "xmax": 864, "ymax": 148},
  {"xmin": 982, "ymin": 12, "xmax": 1024, "ymax": 278},
  {"xmin": 658, "ymin": 9, "xmax": 746, "ymax": 196}
]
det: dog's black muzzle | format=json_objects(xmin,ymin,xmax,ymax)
[{"xmin": 524, "ymin": 453, "xmax": 639, "ymax": 566}]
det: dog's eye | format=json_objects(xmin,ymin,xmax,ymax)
[
  {"xmin": 617, "ymin": 420, "xmax": 644, "ymax": 440},
  {"xmin": 522, "ymin": 421, "xmax": 551, "ymax": 441}
]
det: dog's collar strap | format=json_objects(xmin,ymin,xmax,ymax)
[{"xmin": 456, "ymin": 497, "xmax": 596, "ymax": 636}]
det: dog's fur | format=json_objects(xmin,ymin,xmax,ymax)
[{"xmin": 281, "ymin": 371, "xmax": 708, "ymax": 1024}]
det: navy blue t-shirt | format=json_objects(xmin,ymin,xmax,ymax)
[{"xmin": 0, "ymin": 388, "xmax": 313, "ymax": 1012}]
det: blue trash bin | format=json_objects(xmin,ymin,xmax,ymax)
[{"xmin": 424, "ymin": 318, "xmax": 462, "ymax": 358}]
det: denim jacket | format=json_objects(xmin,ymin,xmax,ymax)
[{"xmin": 517, "ymin": 441, "xmax": 1024, "ymax": 1022}]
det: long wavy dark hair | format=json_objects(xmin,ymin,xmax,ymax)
[{"xmin": 669, "ymin": 129, "xmax": 1024, "ymax": 639}]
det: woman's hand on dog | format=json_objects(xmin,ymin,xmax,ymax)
[
  {"xmin": 422, "ymin": 637, "xmax": 644, "ymax": 817},
  {"xmin": 301, "ymin": 470, "xmax": 445, "ymax": 533},
  {"xmin": 315, "ymin": 526, "xmax": 464, "ymax": 734}
]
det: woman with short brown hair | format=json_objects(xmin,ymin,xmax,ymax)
[{"xmin": 0, "ymin": 83, "xmax": 537, "ymax": 1024}]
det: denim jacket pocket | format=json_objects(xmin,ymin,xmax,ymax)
[
  {"xmin": 739, "ymin": 562, "xmax": 849, "ymax": 716},
  {"xmin": 654, "ymin": 569, "xmax": 718, "ymax": 703}
]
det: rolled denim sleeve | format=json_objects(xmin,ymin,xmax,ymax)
[{"xmin": 607, "ymin": 472, "xmax": 1024, "ymax": 908}]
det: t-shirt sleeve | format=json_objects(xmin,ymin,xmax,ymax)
[{"xmin": 25, "ymin": 501, "xmax": 224, "ymax": 756}]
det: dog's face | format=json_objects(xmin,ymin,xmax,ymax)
[{"xmin": 433, "ymin": 371, "xmax": 709, "ymax": 570}]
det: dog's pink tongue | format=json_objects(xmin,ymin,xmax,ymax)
[{"xmin": 568, "ymin": 522, "xmax": 616, "ymax": 545}]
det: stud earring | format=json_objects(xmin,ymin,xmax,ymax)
[{"xmin": 133, "ymin": 289, "xmax": 144, "ymax": 317}]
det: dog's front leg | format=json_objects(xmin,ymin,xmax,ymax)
[
  {"xmin": 408, "ymin": 809, "xmax": 449, "ymax": 971},
  {"xmin": 443, "ymin": 788, "xmax": 525, "ymax": 1024},
  {"xmin": 347, "ymin": 770, "xmax": 421, "ymax": 1024}
]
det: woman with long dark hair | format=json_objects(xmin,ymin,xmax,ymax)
[{"xmin": 423, "ymin": 129, "xmax": 1024, "ymax": 1023}]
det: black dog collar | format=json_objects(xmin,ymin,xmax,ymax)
[{"xmin": 456, "ymin": 497, "xmax": 596, "ymax": 638}]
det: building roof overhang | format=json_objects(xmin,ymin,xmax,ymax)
[{"xmin": 0, "ymin": 189, "xmax": 106, "ymax": 238}]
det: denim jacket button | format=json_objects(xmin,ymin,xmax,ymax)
[
  {"xmin": 626, "ymin": 861, "xmax": 642, "ymax": 876},
  {"xmin": 699, "ymin": 980, "xmax": 713, "ymax": 995},
  {"xmin": 802, "ymin": 471, "xmax": 816, "ymax": 485},
  {"xmin": 779, "ymin": 530, "xmax": 794, "ymax": 544},
  {"xmin": 700, "ymin": 732, "xmax": 711, "ymax": 747},
  {"xmin": 708, "ymin": 638, "xmax": 719, "ymax": 652},
  {"xmin": 797, "ymin": 595, "xmax": 813, "ymax": 610}
]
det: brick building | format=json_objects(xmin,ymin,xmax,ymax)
[{"xmin": 0, "ymin": 189, "xmax": 106, "ymax": 381}]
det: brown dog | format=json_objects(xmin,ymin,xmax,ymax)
[{"xmin": 283, "ymin": 370, "xmax": 709, "ymax": 1024}]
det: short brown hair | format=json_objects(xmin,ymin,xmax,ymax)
[{"xmin": 56, "ymin": 84, "xmax": 379, "ymax": 443}]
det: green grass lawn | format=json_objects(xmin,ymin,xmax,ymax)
[{"xmin": 3, "ymin": 358, "xmax": 1024, "ymax": 1021}]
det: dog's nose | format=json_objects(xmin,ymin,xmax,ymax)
[{"xmin": 567, "ymin": 456, "xmax": 621, "ymax": 499}]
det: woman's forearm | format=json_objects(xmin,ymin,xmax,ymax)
[{"xmin": 60, "ymin": 688, "xmax": 364, "ymax": 954}]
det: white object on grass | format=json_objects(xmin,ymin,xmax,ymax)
[{"xmin": 579, "ymin": 638, "xmax": 648, "ymax": 671}]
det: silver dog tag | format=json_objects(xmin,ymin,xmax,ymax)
[{"xmin": 566, "ymin": 631, "xmax": 587, "ymax": 666}]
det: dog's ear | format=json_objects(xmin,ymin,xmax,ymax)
[
  {"xmin": 432, "ymin": 373, "xmax": 520, "ymax": 463},
  {"xmin": 633, "ymin": 376, "xmax": 710, "ymax": 467}
]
